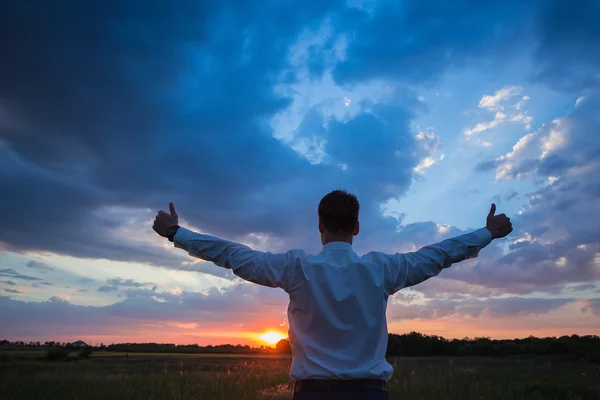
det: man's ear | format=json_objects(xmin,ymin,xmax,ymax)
[
  {"xmin": 318, "ymin": 219, "xmax": 325, "ymax": 234},
  {"xmin": 353, "ymin": 221, "xmax": 360, "ymax": 236}
]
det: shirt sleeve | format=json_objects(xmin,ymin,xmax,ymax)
[
  {"xmin": 173, "ymin": 227, "xmax": 303, "ymax": 292},
  {"xmin": 373, "ymin": 228, "xmax": 493, "ymax": 296}
]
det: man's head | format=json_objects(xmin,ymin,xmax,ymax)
[{"xmin": 318, "ymin": 190, "xmax": 360, "ymax": 245}]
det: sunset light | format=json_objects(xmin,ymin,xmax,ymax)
[
  {"xmin": 258, "ymin": 330, "xmax": 287, "ymax": 346},
  {"xmin": 2, "ymin": 0, "xmax": 600, "ymax": 397}
]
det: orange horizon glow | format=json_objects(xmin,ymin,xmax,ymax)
[
  {"xmin": 9, "ymin": 303, "xmax": 598, "ymax": 346},
  {"xmin": 256, "ymin": 330, "xmax": 287, "ymax": 346}
]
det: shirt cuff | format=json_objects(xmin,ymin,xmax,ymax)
[
  {"xmin": 473, "ymin": 227, "xmax": 494, "ymax": 247},
  {"xmin": 173, "ymin": 226, "xmax": 197, "ymax": 250}
]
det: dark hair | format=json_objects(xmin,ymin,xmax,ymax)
[{"xmin": 318, "ymin": 190, "xmax": 360, "ymax": 234}]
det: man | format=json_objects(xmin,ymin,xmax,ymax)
[{"xmin": 153, "ymin": 190, "xmax": 512, "ymax": 399}]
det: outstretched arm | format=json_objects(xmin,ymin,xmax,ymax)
[
  {"xmin": 152, "ymin": 203, "xmax": 302, "ymax": 292},
  {"xmin": 379, "ymin": 204, "xmax": 512, "ymax": 296}
]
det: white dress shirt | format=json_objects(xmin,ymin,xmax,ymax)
[{"xmin": 174, "ymin": 227, "xmax": 493, "ymax": 381}]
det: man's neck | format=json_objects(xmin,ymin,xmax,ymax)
[{"xmin": 322, "ymin": 235, "xmax": 353, "ymax": 246}]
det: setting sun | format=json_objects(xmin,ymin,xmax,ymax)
[{"xmin": 258, "ymin": 330, "xmax": 287, "ymax": 346}]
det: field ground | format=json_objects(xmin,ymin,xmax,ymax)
[
  {"xmin": 0, "ymin": 350, "xmax": 292, "ymax": 359},
  {"xmin": 0, "ymin": 351, "xmax": 599, "ymax": 400}
]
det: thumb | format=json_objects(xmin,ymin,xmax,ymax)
[
  {"xmin": 488, "ymin": 203, "xmax": 496, "ymax": 218},
  {"xmin": 169, "ymin": 202, "xmax": 178, "ymax": 217}
]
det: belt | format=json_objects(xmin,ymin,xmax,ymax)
[{"xmin": 294, "ymin": 379, "xmax": 386, "ymax": 393}]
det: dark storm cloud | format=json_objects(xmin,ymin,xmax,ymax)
[
  {"xmin": 328, "ymin": 0, "xmax": 537, "ymax": 86},
  {"xmin": 533, "ymin": 0, "xmax": 600, "ymax": 91},
  {"xmin": 0, "ymin": 0, "xmax": 430, "ymax": 268},
  {"xmin": 320, "ymin": 0, "xmax": 599, "ymax": 92},
  {"xmin": 1, "ymin": 0, "xmax": 599, "ymax": 301},
  {"xmin": 0, "ymin": 0, "xmax": 347, "ymax": 263}
]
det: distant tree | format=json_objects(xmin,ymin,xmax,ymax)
[
  {"xmin": 7, "ymin": 332, "xmax": 598, "ymax": 359},
  {"xmin": 275, "ymin": 339, "xmax": 292, "ymax": 354},
  {"xmin": 45, "ymin": 349, "xmax": 70, "ymax": 362},
  {"xmin": 79, "ymin": 347, "xmax": 93, "ymax": 359}
]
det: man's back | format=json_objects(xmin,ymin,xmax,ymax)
[
  {"xmin": 153, "ymin": 194, "xmax": 512, "ymax": 399},
  {"xmin": 288, "ymin": 242, "xmax": 391, "ymax": 380},
  {"xmin": 171, "ymin": 225, "xmax": 495, "ymax": 380}
]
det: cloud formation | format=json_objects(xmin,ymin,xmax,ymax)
[
  {"xmin": 467, "ymin": 92, "xmax": 600, "ymax": 292},
  {"xmin": 389, "ymin": 296, "xmax": 575, "ymax": 320},
  {"xmin": 1, "ymin": 0, "xmax": 599, "ymax": 341},
  {"xmin": 0, "ymin": 269, "xmax": 42, "ymax": 282}
]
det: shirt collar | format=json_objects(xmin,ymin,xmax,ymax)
[{"xmin": 322, "ymin": 241, "xmax": 353, "ymax": 251}]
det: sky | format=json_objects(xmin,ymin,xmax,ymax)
[{"xmin": 1, "ymin": 0, "xmax": 599, "ymax": 347}]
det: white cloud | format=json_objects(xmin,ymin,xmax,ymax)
[
  {"xmin": 512, "ymin": 96, "xmax": 531, "ymax": 111},
  {"xmin": 510, "ymin": 113, "xmax": 533, "ymax": 130},
  {"xmin": 493, "ymin": 132, "xmax": 538, "ymax": 180},
  {"xmin": 464, "ymin": 86, "xmax": 533, "ymax": 139},
  {"xmin": 478, "ymin": 86, "xmax": 524, "ymax": 111},
  {"xmin": 414, "ymin": 157, "xmax": 437, "ymax": 174},
  {"xmin": 576, "ymin": 96, "xmax": 585, "ymax": 106},
  {"xmin": 470, "ymin": 92, "xmax": 600, "ymax": 294},
  {"xmin": 464, "ymin": 111, "xmax": 506, "ymax": 136},
  {"xmin": 414, "ymin": 128, "xmax": 442, "ymax": 174},
  {"xmin": 465, "ymin": 86, "xmax": 533, "ymax": 139},
  {"xmin": 540, "ymin": 120, "xmax": 568, "ymax": 155}
]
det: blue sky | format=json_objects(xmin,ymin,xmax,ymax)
[{"xmin": 0, "ymin": 0, "xmax": 599, "ymax": 345}]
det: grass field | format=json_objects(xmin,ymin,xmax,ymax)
[{"xmin": 1, "ymin": 351, "xmax": 599, "ymax": 399}]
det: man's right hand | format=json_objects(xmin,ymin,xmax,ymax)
[
  {"xmin": 153, "ymin": 202, "xmax": 179, "ymax": 238},
  {"xmin": 486, "ymin": 203, "xmax": 513, "ymax": 239}
]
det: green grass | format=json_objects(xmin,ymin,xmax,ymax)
[{"xmin": 0, "ymin": 352, "xmax": 598, "ymax": 399}]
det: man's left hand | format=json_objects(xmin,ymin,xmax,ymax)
[{"xmin": 153, "ymin": 202, "xmax": 179, "ymax": 237}]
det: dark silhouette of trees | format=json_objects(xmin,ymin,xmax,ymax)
[
  {"xmin": 45, "ymin": 348, "xmax": 70, "ymax": 362},
  {"xmin": 1, "ymin": 333, "xmax": 599, "ymax": 363},
  {"xmin": 275, "ymin": 339, "xmax": 292, "ymax": 354},
  {"xmin": 79, "ymin": 347, "xmax": 93, "ymax": 359},
  {"xmin": 385, "ymin": 332, "xmax": 600, "ymax": 361}
]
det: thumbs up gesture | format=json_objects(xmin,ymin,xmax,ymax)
[
  {"xmin": 152, "ymin": 202, "xmax": 179, "ymax": 237},
  {"xmin": 485, "ymin": 203, "xmax": 513, "ymax": 239}
]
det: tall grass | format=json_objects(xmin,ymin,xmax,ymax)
[{"xmin": 0, "ymin": 353, "xmax": 598, "ymax": 399}]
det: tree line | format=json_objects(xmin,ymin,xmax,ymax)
[
  {"xmin": 0, "ymin": 340, "xmax": 279, "ymax": 355},
  {"xmin": 2, "ymin": 332, "xmax": 599, "ymax": 362},
  {"xmin": 384, "ymin": 332, "xmax": 600, "ymax": 361}
]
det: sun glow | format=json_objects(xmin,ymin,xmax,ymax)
[{"xmin": 258, "ymin": 330, "xmax": 287, "ymax": 346}]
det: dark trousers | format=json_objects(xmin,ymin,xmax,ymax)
[
  {"xmin": 293, "ymin": 390, "xmax": 389, "ymax": 400},
  {"xmin": 292, "ymin": 379, "xmax": 389, "ymax": 400}
]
